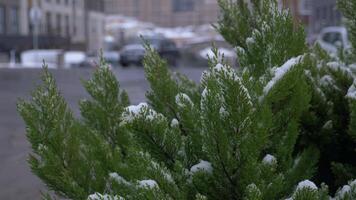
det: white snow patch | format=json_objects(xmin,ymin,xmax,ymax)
[
  {"xmin": 337, "ymin": 185, "xmax": 351, "ymax": 199},
  {"xmin": 263, "ymin": 56, "xmax": 303, "ymax": 95},
  {"xmin": 346, "ymin": 81, "xmax": 356, "ymax": 100},
  {"xmin": 88, "ymin": 193, "xmax": 122, "ymax": 200},
  {"xmin": 236, "ymin": 46, "xmax": 246, "ymax": 55},
  {"xmin": 170, "ymin": 118, "xmax": 179, "ymax": 128},
  {"xmin": 219, "ymin": 106, "xmax": 229, "ymax": 117},
  {"xmin": 246, "ymin": 37, "xmax": 255, "ymax": 46},
  {"xmin": 190, "ymin": 160, "xmax": 213, "ymax": 174},
  {"xmin": 138, "ymin": 179, "xmax": 158, "ymax": 189},
  {"xmin": 200, "ymin": 70, "xmax": 210, "ymax": 84},
  {"xmin": 213, "ymin": 63, "xmax": 240, "ymax": 82},
  {"xmin": 322, "ymin": 120, "xmax": 333, "ymax": 129},
  {"xmin": 350, "ymin": 179, "xmax": 356, "ymax": 187},
  {"xmin": 349, "ymin": 64, "xmax": 356, "ymax": 71},
  {"xmin": 162, "ymin": 171, "xmax": 174, "ymax": 183},
  {"xmin": 201, "ymin": 88, "xmax": 208, "ymax": 99},
  {"xmin": 127, "ymin": 102, "xmax": 148, "ymax": 113},
  {"xmin": 262, "ymin": 154, "xmax": 277, "ymax": 165},
  {"xmin": 121, "ymin": 103, "xmax": 161, "ymax": 124},
  {"xmin": 296, "ymin": 180, "xmax": 318, "ymax": 191},
  {"xmin": 109, "ymin": 172, "xmax": 131, "ymax": 186},
  {"xmin": 175, "ymin": 93, "xmax": 193, "ymax": 107},
  {"xmin": 326, "ymin": 62, "xmax": 354, "ymax": 78},
  {"xmin": 199, "ymin": 48, "xmax": 235, "ymax": 60},
  {"xmin": 320, "ymin": 75, "xmax": 334, "ymax": 86}
]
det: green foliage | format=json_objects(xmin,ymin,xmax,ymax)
[{"xmin": 17, "ymin": 0, "xmax": 356, "ymax": 200}]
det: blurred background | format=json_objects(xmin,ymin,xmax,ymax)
[{"xmin": 0, "ymin": 0, "xmax": 348, "ymax": 199}]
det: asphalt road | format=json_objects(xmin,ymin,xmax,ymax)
[{"xmin": 0, "ymin": 66, "xmax": 204, "ymax": 199}]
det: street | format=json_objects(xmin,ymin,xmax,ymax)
[{"xmin": 0, "ymin": 66, "xmax": 205, "ymax": 199}]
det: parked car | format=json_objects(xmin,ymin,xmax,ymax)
[
  {"xmin": 21, "ymin": 49, "xmax": 63, "ymax": 68},
  {"xmin": 316, "ymin": 26, "xmax": 351, "ymax": 54},
  {"xmin": 120, "ymin": 37, "xmax": 180, "ymax": 67},
  {"xmin": 103, "ymin": 51, "xmax": 120, "ymax": 67},
  {"xmin": 64, "ymin": 51, "xmax": 87, "ymax": 68}
]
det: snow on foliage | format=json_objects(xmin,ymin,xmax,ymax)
[
  {"xmin": 296, "ymin": 180, "xmax": 318, "ymax": 191},
  {"xmin": 190, "ymin": 160, "xmax": 213, "ymax": 174},
  {"xmin": 334, "ymin": 179, "xmax": 356, "ymax": 199},
  {"xmin": 219, "ymin": 106, "xmax": 229, "ymax": 117},
  {"xmin": 121, "ymin": 103, "xmax": 162, "ymax": 124},
  {"xmin": 351, "ymin": 179, "xmax": 356, "ymax": 187},
  {"xmin": 320, "ymin": 75, "xmax": 335, "ymax": 87},
  {"xmin": 175, "ymin": 93, "xmax": 193, "ymax": 107},
  {"xmin": 326, "ymin": 62, "xmax": 355, "ymax": 78},
  {"xmin": 346, "ymin": 81, "xmax": 356, "ymax": 100},
  {"xmin": 246, "ymin": 37, "xmax": 255, "ymax": 47},
  {"xmin": 337, "ymin": 185, "xmax": 351, "ymax": 199},
  {"xmin": 138, "ymin": 180, "xmax": 158, "ymax": 189},
  {"xmin": 87, "ymin": 193, "xmax": 122, "ymax": 200},
  {"xmin": 109, "ymin": 172, "xmax": 131, "ymax": 186},
  {"xmin": 201, "ymin": 88, "xmax": 208, "ymax": 100},
  {"xmin": 213, "ymin": 63, "xmax": 240, "ymax": 82},
  {"xmin": 170, "ymin": 118, "xmax": 179, "ymax": 128},
  {"xmin": 263, "ymin": 56, "xmax": 303, "ymax": 95},
  {"xmin": 322, "ymin": 120, "xmax": 333, "ymax": 130},
  {"xmin": 262, "ymin": 154, "xmax": 277, "ymax": 165}
]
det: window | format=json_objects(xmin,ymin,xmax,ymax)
[
  {"xmin": 299, "ymin": 0, "xmax": 311, "ymax": 15},
  {"xmin": 172, "ymin": 0, "xmax": 194, "ymax": 12},
  {"xmin": 322, "ymin": 32, "xmax": 342, "ymax": 46},
  {"xmin": 56, "ymin": 14, "xmax": 61, "ymax": 36},
  {"xmin": 0, "ymin": 5, "xmax": 5, "ymax": 34},
  {"xmin": 65, "ymin": 15, "xmax": 70, "ymax": 37},
  {"xmin": 9, "ymin": 7, "xmax": 19, "ymax": 34},
  {"xmin": 46, "ymin": 12, "xmax": 52, "ymax": 35}
]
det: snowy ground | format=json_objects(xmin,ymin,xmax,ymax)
[{"xmin": 0, "ymin": 66, "xmax": 204, "ymax": 199}]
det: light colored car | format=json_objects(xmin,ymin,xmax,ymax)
[
  {"xmin": 64, "ymin": 51, "xmax": 87, "ymax": 68},
  {"xmin": 316, "ymin": 26, "xmax": 351, "ymax": 54},
  {"xmin": 21, "ymin": 49, "xmax": 63, "ymax": 68}
]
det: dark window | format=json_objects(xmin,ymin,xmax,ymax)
[
  {"xmin": 46, "ymin": 12, "xmax": 52, "ymax": 35},
  {"xmin": 0, "ymin": 5, "xmax": 5, "ymax": 34},
  {"xmin": 65, "ymin": 15, "xmax": 69, "ymax": 37},
  {"xmin": 9, "ymin": 7, "xmax": 19, "ymax": 34},
  {"xmin": 172, "ymin": 0, "xmax": 194, "ymax": 12},
  {"xmin": 56, "ymin": 14, "xmax": 61, "ymax": 36},
  {"xmin": 322, "ymin": 32, "xmax": 342, "ymax": 46}
]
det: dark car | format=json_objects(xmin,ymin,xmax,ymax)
[{"xmin": 120, "ymin": 37, "xmax": 180, "ymax": 67}]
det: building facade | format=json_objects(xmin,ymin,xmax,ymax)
[
  {"xmin": 27, "ymin": 0, "xmax": 87, "ymax": 49},
  {"xmin": 104, "ymin": 0, "xmax": 219, "ymax": 27},
  {"xmin": 85, "ymin": 0, "xmax": 105, "ymax": 53},
  {"xmin": 309, "ymin": 0, "xmax": 342, "ymax": 34},
  {"xmin": 280, "ymin": 0, "xmax": 341, "ymax": 35},
  {"xmin": 0, "ymin": 0, "xmax": 30, "ymax": 54},
  {"xmin": 0, "ymin": 0, "xmax": 106, "ymax": 55}
]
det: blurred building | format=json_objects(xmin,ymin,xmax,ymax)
[
  {"xmin": 309, "ymin": 0, "xmax": 342, "ymax": 34},
  {"xmin": 30, "ymin": 0, "xmax": 84, "ymax": 49},
  {"xmin": 0, "ymin": 0, "xmax": 106, "ymax": 56},
  {"xmin": 85, "ymin": 0, "xmax": 106, "ymax": 54},
  {"xmin": 0, "ymin": 0, "xmax": 30, "ymax": 55},
  {"xmin": 280, "ymin": 0, "xmax": 342, "ymax": 35},
  {"xmin": 104, "ymin": 0, "xmax": 219, "ymax": 27}
]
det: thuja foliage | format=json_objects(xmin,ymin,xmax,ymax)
[
  {"xmin": 218, "ymin": 0, "xmax": 356, "ymax": 193},
  {"xmin": 18, "ymin": 0, "xmax": 356, "ymax": 200}
]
